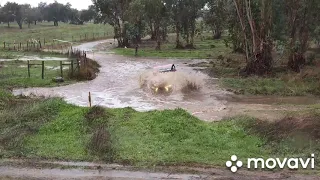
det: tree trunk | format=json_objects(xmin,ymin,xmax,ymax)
[
  {"xmin": 137, "ymin": 21, "xmax": 142, "ymax": 43},
  {"xmin": 234, "ymin": 0, "xmax": 273, "ymax": 75},
  {"xmin": 213, "ymin": 28, "xmax": 222, "ymax": 39},
  {"xmin": 288, "ymin": 52, "xmax": 305, "ymax": 72},
  {"xmin": 149, "ymin": 21, "xmax": 156, "ymax": 40},
  {"xmin": 155, "ymin": 21, "xmax": 161, "ymax": 50},
  {"xmin": 286, "ymin": 0, "xmax": 308, "ymax": 72},
  {"xmin": 189, "ymin": 21, "xmax": 195, "ymax": 48},
  {"xmin": 34, "ymin": 20, "xmax": 37, "ymax": 25},
  {"xmin": 7, "ymin": 21, "xmax": 10, "ymax": 28},
  {"xmin": 175, "ymin": 22, "xmax": 183, "ymax": 49},
  {"xmin": 162, "ymin": 26, "xmax": 167, "ymax": 41},
  {"xmin": 234, "ymin": 0, "xmax": 250, "ymax": 61},
  {"xmin": 17, "ymin": 21, "xmax": 22, "ymax": 29},
  {"xmin": 186, "ymin": 33, "xmax": 189, "ymax": 45}
]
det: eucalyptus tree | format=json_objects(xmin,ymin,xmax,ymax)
[
  {"xmin": 204, "ymin": 0, "xmax": 228, "ymax": 39},
  {"xmin": 233, "ymin": 0, "xmax": 273, "ymax": 75},
  {"xmin": 1, "ymin": 2, "xmax": 19, "ymax": 28},
  {"xmin": 285, "ymin": 0, "xmax": 320, "ymax": 72},
  {"xmin": 92, "ymin": 0, "xmax": 132, "ymax": 47}
]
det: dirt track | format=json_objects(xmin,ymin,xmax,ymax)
[{"xmin": 1, "ymin": 159, "xmax": 320, "ymax": 180}]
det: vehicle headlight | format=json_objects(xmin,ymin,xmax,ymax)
[{"xmin": 165, "ymin": 85, "xmax": 172, "ymax": 92}]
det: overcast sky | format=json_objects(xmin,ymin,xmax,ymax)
[{"xmin": 0, "ymin": 0, "xmax": 92, "ymax": 10}]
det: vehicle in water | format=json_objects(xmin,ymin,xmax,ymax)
[
  {"xmin": 153, "ymin": 64, "xmax": 176, "ymax": 73},
  {"xmin": 139, "ymin": 64, "xmax": 176, "ymax": 94},
  {"xmin": 151, "ymin": 64, "xmax": 176, "ymax": 93}
]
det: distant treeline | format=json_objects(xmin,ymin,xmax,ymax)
[{"xmin": 0, "ymin": 1, "xmax": 96, "ymax": 28}]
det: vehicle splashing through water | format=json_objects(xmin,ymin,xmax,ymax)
[{"xmin": 139, "ymin": 64, "xmax": 205, "ymax": 95}]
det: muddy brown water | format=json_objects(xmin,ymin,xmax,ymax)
[
  {"xmin": 12, "ymin": 39, "xmax": 230, "ymax": 121},
  {"xmin": 11, "ymin": 39, "xmax": 320, "ymax": 121}
]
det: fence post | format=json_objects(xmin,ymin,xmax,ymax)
[
  {"xmin": 71, "ymin": 60, "xmax": 74, "ymax": 77},
  {"xmin": 60, "ymin": 61, "xmax": 63, "ymax": 77},
  {"xmin": 27, "ymin": 60, "xmax": 30, "ymax": 78},
  {"xmin": 88, "ymin": 92, "xmax": 92, "ymax": 107},
  {"xmin": 19, "ymin": 42, "xmax": 22, "ymax": 50},
  {"xmin": 41, "ymin": 61, "xmax": 44, "ymax": 79},
  {"xmin": 3, "ymin": 42, "xmax": 5, "ymax": 49},
  {"xmin": 77, "ymin": 59, "xmax": 80, "ymax": 70}
]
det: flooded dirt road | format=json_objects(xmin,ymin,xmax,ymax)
[
  {"xmin": 12, "ymin": 39, "xmax": 320, "ymax": 121},
  {"xmin": 12, "ymin": 39, "xmax": 230, "ymax": 121}
]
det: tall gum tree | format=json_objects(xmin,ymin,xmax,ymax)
[
  {"xmin": 233, "ymin": 0, "xmax": 273, "ymax": 75},
  {"xmin": 93, "ymin": 0, "xmax": 131, "ymax": 47},
  {"xmin": 285, "ymin": 0, "xmax": 319, "ymax": 72}
]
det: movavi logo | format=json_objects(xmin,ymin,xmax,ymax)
[{"xmin": 226, "ymin": 154, "xmax": 316, "ymax": 173}]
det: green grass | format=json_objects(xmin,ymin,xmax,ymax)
[
  {"xmin": 0, "ymin": 50, "xmax": 66, "ymax": 59},
  {"xmin": 221, "ymin": 77, "xmax": 320, "ymax": 96},
  {"xmin": 202, "ymin": 58, "xmax": 320, "ymax": 96},
  {"xmin": 25, "ymin": 104, "xmax": 89, "ymax": 160},
  {"xmin": 0, "ymin": 98, "xmax": 64, "ymax": 157},
  {"xmin": 108, "ymin": 109, "xmax": 267, "ymax": 166},
  {"xmin": 1, "ymin": 93, "xmax": 320, "ymax": 169},
  {"xmin": 2, "ymin": 101, "xmax": 268, "ymax": 165},
  {"xmin": 0, "ymin": 22, "xmax": 113, "ymax": 44},
  {"xmin": 114, "ymin": 38, "xmax": 231, "ymax": 59},
  {"xmin": 2, "ymin": 101, "xmax": 319, "ymax": 168},
  {"xmin": 0, "ymin": 59, "xmax": 75, "ymax": 89}
]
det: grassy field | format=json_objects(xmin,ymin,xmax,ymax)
[
  {"xmin": 0, "ymin": 50, "xmax": 67, "ymax": 59},
  {"xmin": 0, "ymin": 22, "xmax": 113, "ymax": 44},
  {"xmin": 114, "ymin": 36, "xmax": 231, "ymax": 59},
  {"xmin": 1, "ymin": 99, "xmax": 319, "ymax": 169},
  {"xmin": 201, "ymin": 55, "xmax": 320, "ymax": 96},
  {"xmin": 0, "ymin": 59, "xmax": 76, "ymax": 89}
]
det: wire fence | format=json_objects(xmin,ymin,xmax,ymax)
[{"xmin": 2, "ymin": 31, "xmax": 111, "ymax": 52}]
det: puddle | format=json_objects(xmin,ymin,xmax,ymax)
[
  {"xmin": 12, "ymin": 39, "xmax": 230, "ymax": 121},
  {"xmin": 0, "ymin": 56, "xmax": 69, "ymax": 62},
  {"xmin": 45, "ymin": 66, "xmax": 69, "ymax": 70},
  {"xmin": 1, "ymin": 159, "xmax": 319, "ymax": 180},
  {"xmin": 0, "ymin": 166, "xmax": 202, "ymax": 180}
]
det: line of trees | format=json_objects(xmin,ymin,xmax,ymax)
[
  {"xmin": 0, "ymin": 1, "xmax": 97, "ymax": 29},
  {"xmin": 93, "ymin": 0, "xmax": 320, "ymax": 74}
]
